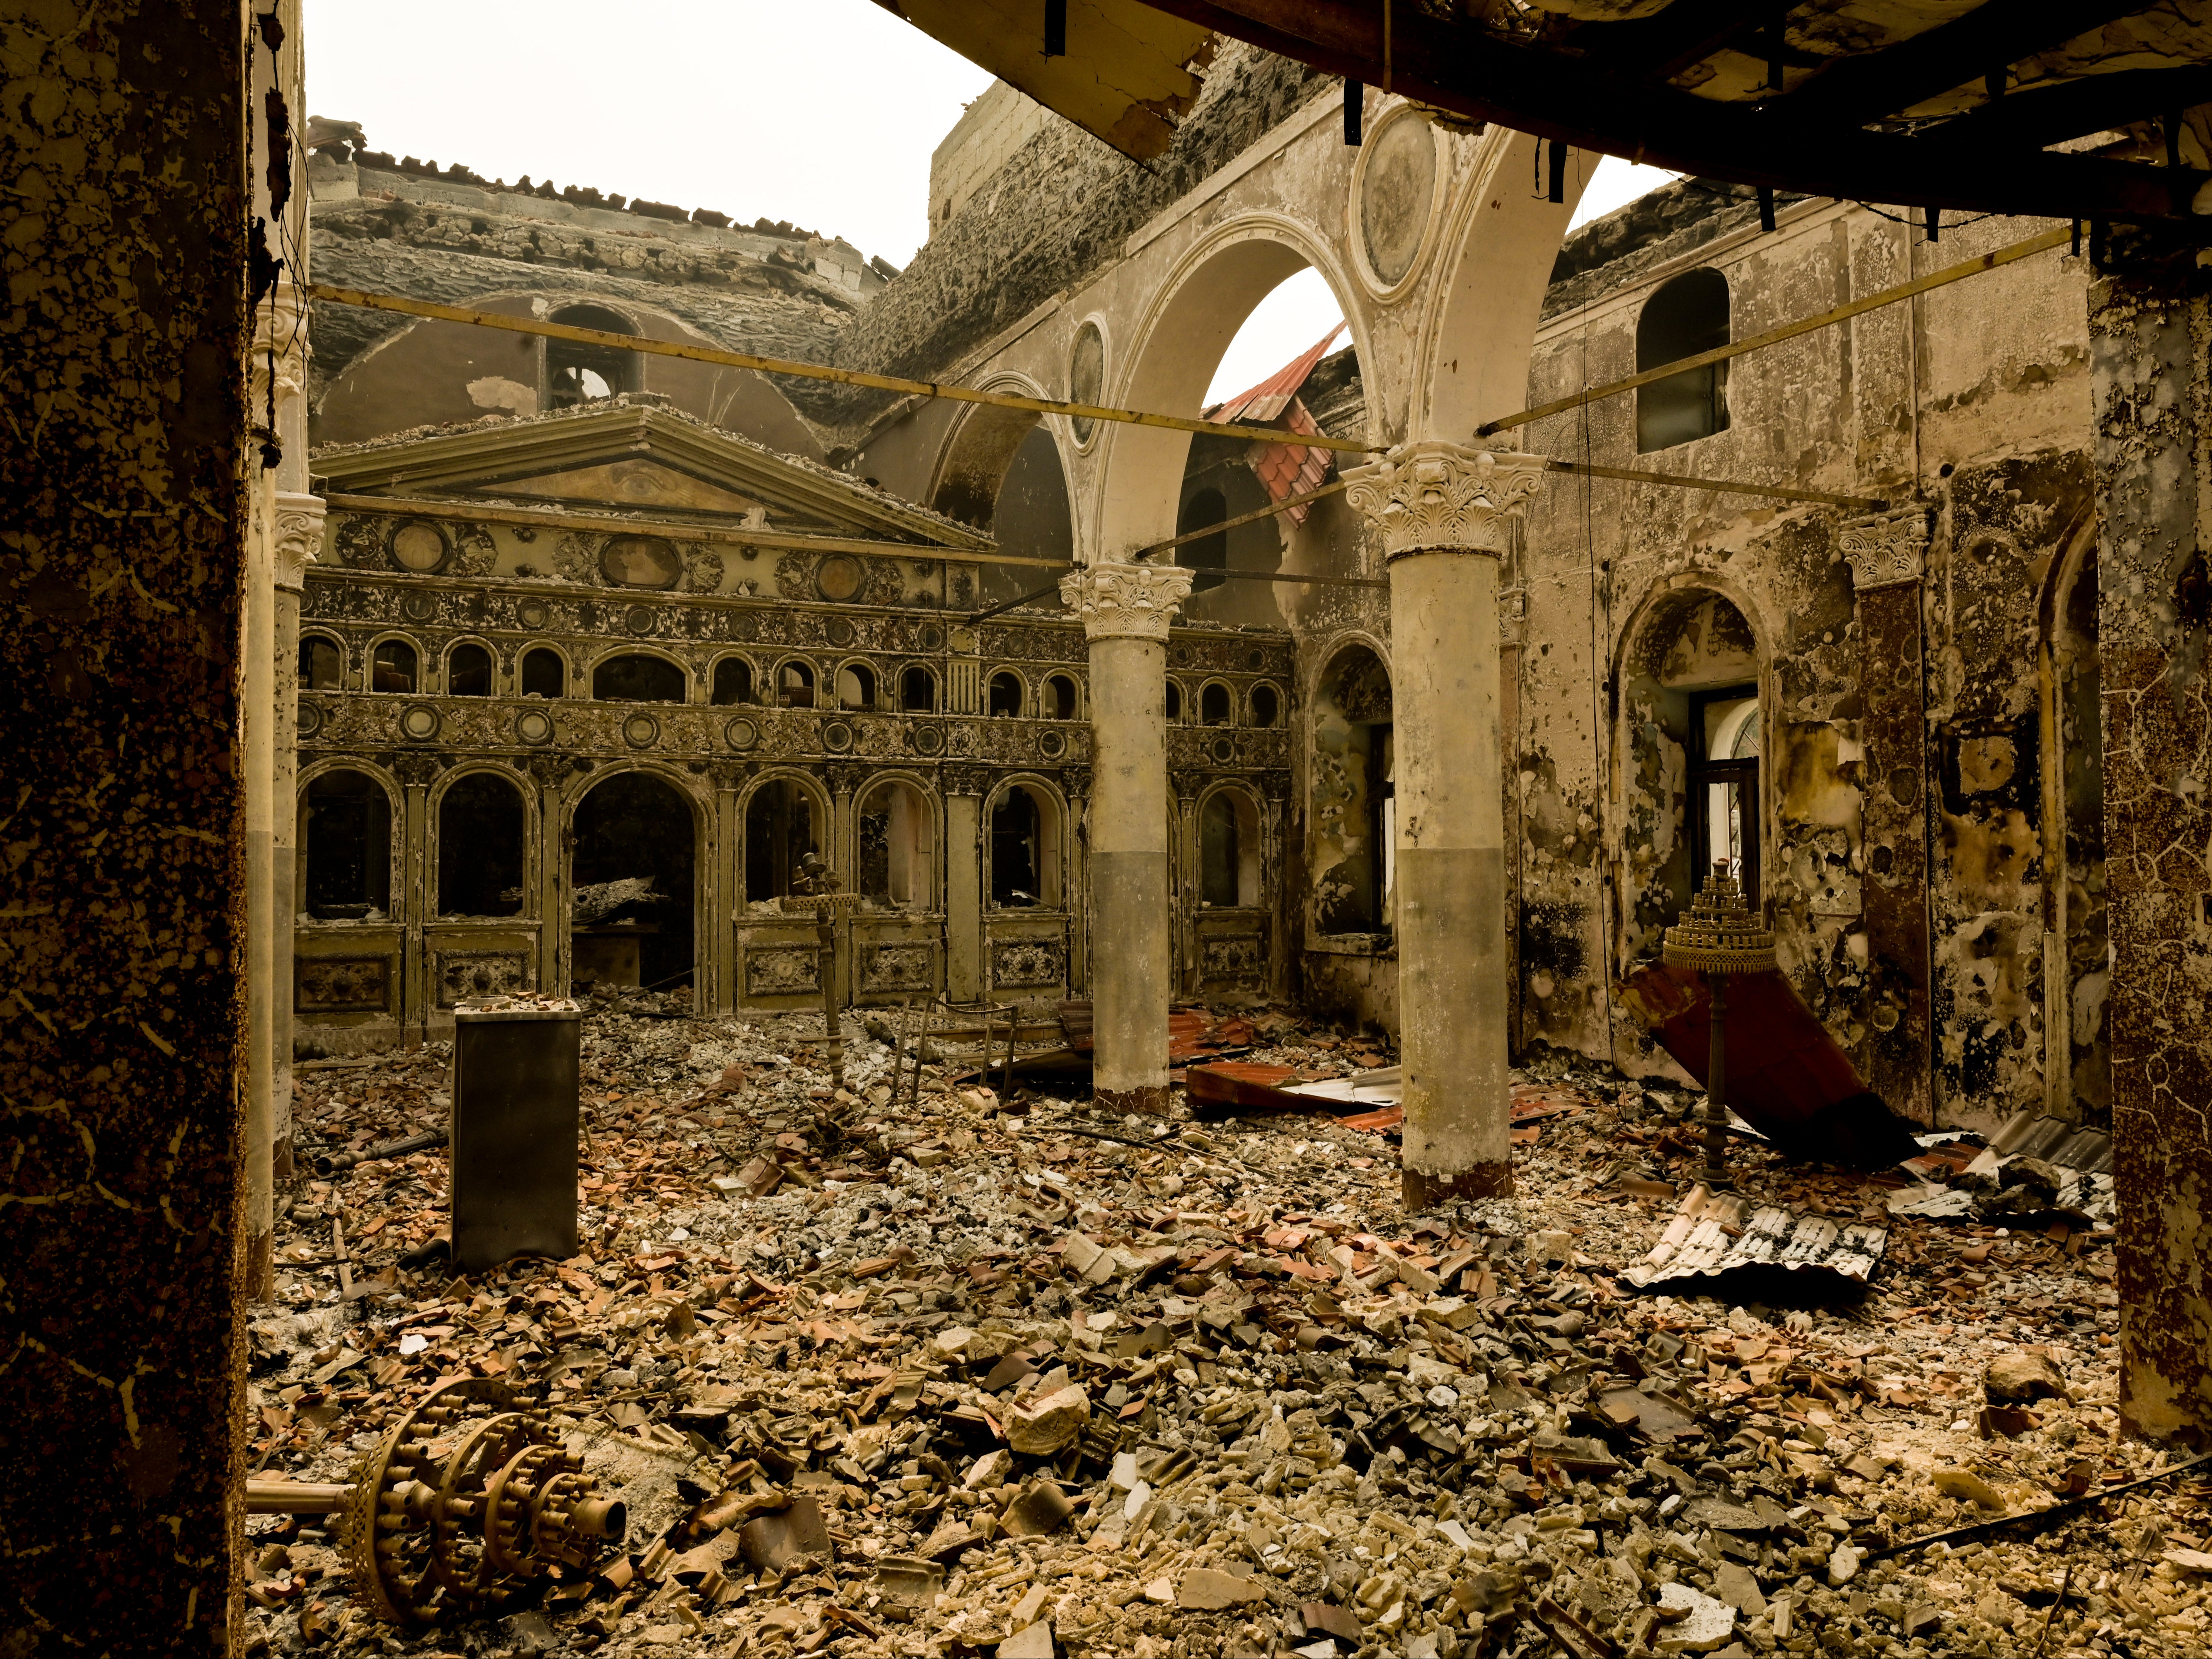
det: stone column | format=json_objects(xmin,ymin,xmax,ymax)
[
  {"xmin": 1061, "ymin": 562, "xmax": 1195, "ymax": 1114},
  {"xmin": 270, "ymin": 493, "xmax": 319, "ymax": 1172},
  {"xmin": 2087, "ymin": 228, "xmax": 2212, "ymax": 1443},
  {"xmin": 944, "ymin": 766, "xmax": 988, "ymax": 1002},
  {"xmin": 1345, "ymin": 443, "xmax": 1545, "ymax": 1206},
  {"xmin": 1840, "ymin": 507, "xmax": 1933, "ymax": 1126}
]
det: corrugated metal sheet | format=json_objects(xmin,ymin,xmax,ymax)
[{"xmin": 1625, "ymin": 1187, "xmax": 1888, "ymax": 1291}]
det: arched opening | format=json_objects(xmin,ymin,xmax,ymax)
[
  {"xmin": 1250, "ymin": 683, "xmax": 1280, "ymax": 728},
  {"xmin": 1043, "ymin": 673, "xmax": 1079, "ymax": 720},
  {"xmin": 1200, "ymin": 790, "xmax": 1262, "ymax": 909},
  {"xmin": 900, "ymin": 665, "xmax": 937, "ymax": 713},
  {"xmin": 437, "ymin": 773, "xmax": 525, "ymax": 917},
  {"xmin": 989, "ymin": 785, "xmax": 1060, "ymax": 908},
  {"xmin": 593, "ymin": 653, "xmax": 686, "ymax": 703},
  {"xmin": 836, "ymin": 662, "xmax": 877, "ymax": 711},
  {"xmin": 1311, "ymin": 644, "xmax": 1393, "ymax": 935},
  {"xmin": 745, "ymin": 778, "xmax": 819, "ymax": 902},
  {"xmin": 1164, "ymin": 679, "xmax": 1183, "ymax": 723},
  {"xmin": 776, "ymin": 660, "xmax": 815, "ymax": 709},
  {"xmin": 547, "ymin": 303, "xmax": 640, "ymax": 407},
  {"xmin": 929, "ymin": 404, "xmax": 1075, "ymax": 612},
  {"xmin": 371, "ymin": 638, "xmax": 417, "ymax": 693},
  {"xmin": 858, "ymin": 779, "xmax": 936, "ymax": 911},
  {"xmin": 571, "ymin": 772, "xmax": 695, "ymax": 992},
  {"xmin": 987, "ymin": 671, "xmax": 1024, "ymax": 718},
  {"xmin": 1618, "ymin": 589, "xmax": 1762, "ymax": 950},
  {"xmin": 447, "ymin": 642, "xmax": 492, "ymax": 697},
  {"xmin": 2047, "ymin": 534, "xmax": 2108, "ymax": 1125},
  {"xmin": 303, "ymin": 769, "xmax": 392, "ymax": 919},
  {"xmin": 712, "ymin": 656, "xmax": 755, "ymax": 706},
  {"xmin": 1178, "ymin": 487, "xmax": 1229, "ymax": 593},
  {"xmin": 521, "ymin": 647, "xmax": 566, "ymax": 698},
  {"xmin": 1200, "ymin": 681, "xmax": 1233, "ymax": 726},
  {"xmin": 1636, "ymin": 269, "xmax": 1730, "ymax": 452},
  {"xmin": 300, "ymin": 633, "xmax": 343, "ymax": 690}
]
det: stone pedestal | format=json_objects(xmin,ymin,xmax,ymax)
[
  {"xmin": 1062, "ymin": 562, "xmax": 1194, "ymax": 1114},
  {"xmin": 1345, "ymin": 443, "xmax": 1544, "ymax": 1207}
]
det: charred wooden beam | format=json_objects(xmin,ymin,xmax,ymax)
[{"xmin": 1922, "ymin": 64, "xmax": 2212, "ymax": 156}]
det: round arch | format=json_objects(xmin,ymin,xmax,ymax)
[
  {"xmin": 984, "ymin": 773, "xmax": 1069, "ymax": 911},
  {"xmin": 565, "ymin": 763, "xmax": 708, "ymax": 995},
  {"xmin": 1194, "ymin": 779, "xmax": 1266, "ymax": 911},
  {"xmin": 854, "ymin": 769, "xmax": 944, "ymax": 912},
  {"xmin": 738, "ymin": 766, "xmax": 831, "ymax": 903},
  {"xmin": 428, "ymin": 763, "xmax": 534, "ymax": 918},
  {"xmin": 587, "ymin": 646, "xmax": 692, "ymax": 703},
  {"xmin": 927, "ymin": 371, "xmax": 1070, "ymax": 527},
  {"xmin": 1094, "ymin": 214, "xmax": 1375, "ymax": 560},
  {"xmin": 440, "ymin": 635, "xmax": 498, "ymax": 697},
  {"xmin": 296, "ymin": 758, "xmax": 402, "ymax": 923}
]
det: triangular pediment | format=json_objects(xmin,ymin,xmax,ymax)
[{"xmin": 311, "ymin": 402, "xmax": 989, "ymax": 550}]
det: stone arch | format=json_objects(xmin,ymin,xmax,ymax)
[
  {"xmin": 855, "ymin": 770, "xmax": 941, "ymax": 911},
  {"xmin": 929, "ymin": 373, "xmax": 1078, "ymax": 603},
  {"xmin": 430, "ymin": 764, "xmax": 532, "ymax": 918},
  {"xmin": 985, "ymin": 774, "xmax": 1068, "ymax": 910},
  {"xmin": 739, "ymin": 767, "xmax": 830, "ymax": 903},
  {"xmin": 1196, "ymin": 780, "xmax": 1265, "ymax": 910},
  {"xmin": 297, "ymin": 758, "xmax": 401, "ymax": 922}
]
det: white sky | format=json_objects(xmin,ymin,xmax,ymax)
[{"xmin": 305, "ymin": 3, "xmax": 1680, "ymax": 403}]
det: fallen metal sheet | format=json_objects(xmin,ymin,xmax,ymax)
[
  {"xmin": 1186, "ymin": 1062, "xmax": 1396, "ymax": 1124},
  {"xmin": 1617, "ymin": 962, "xmax": 1923, "ymax": 1167},
  {"xmin": 1622, "ymin": 1186, "xmax": 1886, "ymax": 1294}
]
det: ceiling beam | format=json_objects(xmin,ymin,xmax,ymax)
[
  {"xmin": 1923, "ymin": 65, "xmax": 2212, "ymax": 155},
  {"xmin": 1142, "ymin": 0, "xmax": 2204, "ymax": 220},
  {"xmin": 1775, "ymin": 0, "xmax": 2154, "ymax": 128},
  {"xmin": 1568, "ymin": 0, "xmax": 1792, "ymax": 85}
]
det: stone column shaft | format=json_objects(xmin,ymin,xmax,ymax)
[
  {"xmin": 1063, "ymin": 562, "xmax": 1195, "ymax": 1114},
  {"xmin": 1346, "ymin": 443, "xmax": 1544, "ymax": 1206}
]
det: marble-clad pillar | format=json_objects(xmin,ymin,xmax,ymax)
[{"xmin": 1345, "ymin": 443, "xmax": 1545, "ymax": 1206}]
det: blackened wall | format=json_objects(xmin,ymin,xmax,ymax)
[{"xmin": 0, "ymin": 2, "xmax": 249, "ymax": 1647}]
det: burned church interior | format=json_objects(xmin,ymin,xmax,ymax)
[{"xmin": 11, "ymin": 2, "xmax": 2212, "ymax": 1655}]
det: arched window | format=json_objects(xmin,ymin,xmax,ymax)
[
  {"xmin": 592, "ymin": 654, "xmax": 686, "ymax": 703},
  {"xmin": 303, "ymin": 769, "xmax": 392, "ymax": 918},
  {"xmin": 1043, "ymin": 674, "xmax": 1078, "ymax": 720},
  {"xmin": 1201, "ymin": 791, "xmax": 1262, "ymax": 908},
  {"xmin": 745, "ymin": 778, "xmax": 818, "ymax": 901},
  {"xmin": 1250, "ymin": 683, "xmax": 1280, "ymax": 728},
  {"xmin": 521, "ymin": 647, "xmax": 566, "ymax": 699},
  {"xmin": 712, "ymin": 656, "xmax": 755, "ymax": 706},
  {"xmin": 573, "ymin": 772, "xmax": 696, "ymax": 993},
  {"xmin": 547, "ymin": 303, "xmax": 640, "ymax": 407},
  {"xmin": 900, "ymin": 665, "xmax": 937, "ymax": 713},
  {"xmin": 836, "ymin": 663, "xmax": 877, "ymax": 711},
  {"xmin": 1312, "ymin": 645, "xmax": 1394, "ymax": 934},
  {"xmin": 987, "ymin": 671, "xmax": 1024, "ymax": 718},
  {"xmin": 988, "ymin": 785, "xmax": 1059, "ymax": 908},
  {"xmin": 438, "ymin": 773, "xmax": 525, "ymax": 916},
  {"xmin": 1200, "ymin": 682, "xmax": 1233, "ymax": 726},
  {"xmin": 447, "ymin": 642, "xmax": 492, "ymax": 697},
  {"xmin": 777, "ymin": 661, "xmax": 815, "ymax": 709},
  {"xmin": 858, "ymin": 780, "xmax": 935, "ymax": 910},
  {"xmin": 1164, "ymin": 679, "xmax": 1183, "ymax": 722},
  {"xmin": 1636, "ymin": 269, "xmax": 1730, "ymax": 452},
  {"xmin": 371, "ymin": 639, "xmax": 417, "ymax": 694},
  {"xmin": 1178, "ymin": 487, "xmax": 1228, "ymax": 592},
  {"xmin": 300, "ymin": 634, "xmax": 344, "ymax": 691}
]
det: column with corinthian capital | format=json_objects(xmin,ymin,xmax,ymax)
[
  {"xmin": 1344, "ymin": 443, "xmax": 1546, "ymax": 1206},
  {"xmin": 1061, "ymin": 561, "xmax": 1195, "ymax": 1114}
]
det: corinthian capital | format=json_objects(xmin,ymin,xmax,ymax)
[
  {"xmin": 1059, "ymin": 560, "xmax": 1195, "ymax": 643},
  {"xmin": 272, "ymin": 492, "xmax": 324, "ymax": 593},
  {"xmin": 1343, "ymin": 441, "xmax": 1546, "ymax": 560},
  {"xmin": 1839, "ymin": 505, "xmax": 1929, "ymax": 592}
]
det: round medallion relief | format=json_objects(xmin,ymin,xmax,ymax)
[
  {"xmin": 1038, "ymin": 729, "xmax": 1067, "ymax": 760},
  {"xmin": 622, "ymin": 713, "xmax": 660, "ymax": 749},
  {"xmin": 912, "ymin": 725, "xmax": 945, "ymax": 758},
  {"xmin": 624, "ymin": 604, "xmax": 658, "ymax": 637},
  {"xmin": 297, "ymin": 700, "xmax": 324, "ymax": 739},
  {"xmin": 917, "ymin": 623, "xmax": 945, "ymax": 652},
  {"xmin": 815, "ymin": 555, "xmax": 865, "ymax": 603},
  {"xmin": 822, "ymin": 719, "xmax": 855, "ymax": 753},
  {"xmin": 1356, "ymin": 111, "xmax": 1440, "ymax": 289},
  {"xmin": 600, "ymin": 534, "xmax": 682, "ymax": 589},
  {"xmin": 399, "ymin": 703, "xmax": 442, "ymax": 742},
  {"xmin": 390, "ymin": 520, "xmax": 450, "ymax": 573},
  {"xmin": 399, "ymin": 590, "xmax": 439, "ymax": 622},
  {"xmin": 516, "ymin": 598, "xmax": 550, "ymax": 629},
  {"xmin": 724, "ymin": 716, "xmax": 760, "ymax": 751},
  {"xmin": 515, "ymin": 709, "xmax": 554, "ymax": 745},
  {"xmin": 824, "ymin": 616, "xmax": 856, "ymax": 647},
  {"xmin": 1068, "ymin": 321, "xmax": 1105, "ymax": 446},
  {"xmin": 1210, "ymin": 735, "xmax": 1237, "ymax": 763}
]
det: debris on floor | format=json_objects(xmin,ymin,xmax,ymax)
[{"xmin": 247, "ymin": 996, "xmax": 2193, "ymax": 1659}]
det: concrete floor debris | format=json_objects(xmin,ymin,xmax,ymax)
[{"xmin": 244, "ymin": 998, "xmax": 2205, "ymax": 1658}]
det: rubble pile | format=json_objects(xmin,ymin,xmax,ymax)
[{"xmin": 248, "ymin": 1000, "xmax": 2212, "ymax": 1659}]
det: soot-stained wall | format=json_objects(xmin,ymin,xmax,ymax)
[{"xmin": 1, "ymin": 1, "xmax": 249, "ymax": 1647}]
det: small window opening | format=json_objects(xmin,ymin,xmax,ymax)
[
  {"xmin": 987, "ymin": 671, "xmax": 1024, "ymax": 718},
  {"xmin": 592, "ymin": 653, "xmax": 686, "ymax": 703},
  {"xmin": 900, "ymin": 666, "xmax": 937, "ymax": 712},
  {"xmin": 547, "ymin": 303, "xmax": 640, "ymax": 409},
  {"xmin": 837, "ymin": 663, "xmax": 877, "ymax": 711},
  {"xmin": 1178, "ymin": 487, "xmax": 1229, "ymax": 592},
  {"xmin": 438, "ymin": 773, "xmax": 525, "ymax": 916},
  {"xmin": 300, "ymin": 635, "xmax": 344, "ymax": 691},
  {"xmin": 1201, "ymin": 791, "xmax": 1262, "ymax": 908},
  {"xmin": 520, "ymin": 647, "xmax": 566, "ymax": 699},
  {"xmin": 1250, "ymin": 683, "xmax": 1280, "ymax": 728},
  {"xmin": 1165, "ymin": 680, "xmax": 1183, "ymax": 722},
  {"xmin": 745, "ymin": 779, "xmax": 818, "ymax": 901},
  {"xmin": 712, "ymin": 657, "xmax": 755, "ymax": 706},
  {"xmin": 1636, "ymin": 269, "xmax": 1730, "ymax": 452},
  {"xmin": 303, "ymin": 770, "xmax": 391, "ymax": 918},
  {"xmin": 447, "ymin": 643, "xmax": 492, "ymax": 697},
  {"xmin": 1044, "ymin": 674, "xmax": 1078, "ymax": 720},
  {"xmin": 777, "ymin": 661, "xmax": 815, "ymax": 709},
  {"xmin": 858, "ymin": 780, "xmax": 935, "ymax": 911},
  {"xmin": 372, "ymin": 639, "xmax": 417, "ymax": 694},
  {"xmin": 1201, "ymin": 682, "xmax": 1232, "ymax": 726}
]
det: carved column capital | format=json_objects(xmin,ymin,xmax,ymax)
[
  {"xmin": 1059, "ymin": 560, "xmax": 1195, "ymax": 643},
  {"xmin": 943, "ymin": 764, "xmax": 990, "ymax": 797},
  {"xmin": 1060, "ymin": 763, "xmax": 1093, "ymax": 799},
  {"xmin": 1343, "ymin": 441, "xmax": 1546, "ymax": 559},
  {"xmin": 249, "ymin": 277, "xmax": 311, "ymax": 409},
  {"xmin": 1839, "ymin": 505, "xmax": 1930, "ymax": 592},
  {"xmin": 273, "ymin": 491, "xmax": 324, "ymax": 593}
]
